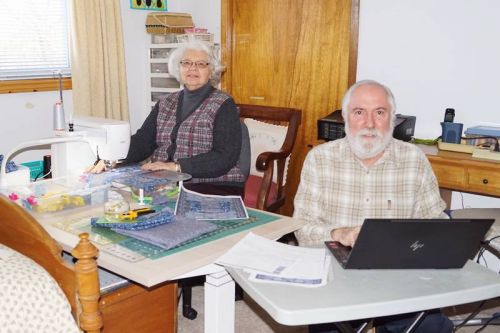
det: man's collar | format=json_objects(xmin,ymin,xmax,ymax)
[{"xmin": 376, "ymin": 139, "xmax": 398, "ymax": 166}]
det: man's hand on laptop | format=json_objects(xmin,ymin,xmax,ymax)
[{"xmin": 330, "ymin": 226, "xmax": 361, "ymax": 247}]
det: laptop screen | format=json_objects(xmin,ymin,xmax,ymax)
[{"xmin": 326, "ymin": 218, "xmax": 494, "ymax": 269}]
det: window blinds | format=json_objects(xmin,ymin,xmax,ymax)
[{"xmin": 0, "ymin": 0, "xmax": 71, "ymax": 80}]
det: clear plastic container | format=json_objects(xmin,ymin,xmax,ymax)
[
  {"xmin": 3, "ymin": 176, "xmax": 109, "ymax": 215},
  {"xmin": 103, "ymin": 190, "xmax": 130, "ymax": 221},
  {"xmin": 114, "ymin": 170, "xmax": 191, "ymax": 205},
  {"xmin": 151, "ymin": 77, "xmax": 180, "ymax": 89},
  {"xmin": 151, "ymin": 34, "xmax": 178, "ymax": 44}
]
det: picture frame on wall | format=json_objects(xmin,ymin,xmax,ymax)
[{"xmin": 130, "ymin": 0, "xmax": 167, "ymax": 11}]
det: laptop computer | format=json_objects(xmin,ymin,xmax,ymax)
[{"xmin": 325, "ymin": 218, "xmax": 494, "ymax": 269}]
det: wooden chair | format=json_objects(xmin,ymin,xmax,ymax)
[
  {"xmin": 0, "ymin": 195, "xmax": 177, "ymax": 333},
  {"xmin": 238, "ymin": 103, "xmax": 302, "ymax": 213},
  {"xmin": 179, "ymin": 104, "xmax": 302, "ymax": 320}
]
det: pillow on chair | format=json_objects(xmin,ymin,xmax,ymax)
[
  {"xmin": 244, "ymin": 175, "xmax": 278, "ymax": 208},
  {"xmin": 243, "ymin": 118, "xmax": 288, "ymax": 209}
]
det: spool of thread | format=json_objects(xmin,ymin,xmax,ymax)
[
  {"xmin": 43, "ymin": 155, "xmax": 52, "ymax": 179},
  {"xmin": 53, "ymin": 101, "xmax": 66, "ymax": 132}
]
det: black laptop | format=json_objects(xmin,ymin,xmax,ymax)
[{"xmin": 325, "ymin": 218, "xmax": 494, "ymax": 269}]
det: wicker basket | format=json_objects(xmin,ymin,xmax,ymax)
[
  {"xmin": 145, "ymin": 12, "xmax": 194, "ymax": 35},
  {"xmin": 176, "ymin": 33, "xmax": 214, "ymax": 44}
]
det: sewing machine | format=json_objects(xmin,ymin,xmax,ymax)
[{"xmin": 0, "ymin": 116, "xmax": 130, "ymax": 187}]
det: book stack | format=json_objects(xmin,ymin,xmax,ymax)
[{"xmin": 464, "ymin": 125, "xmax": 500, "ymax": 150}]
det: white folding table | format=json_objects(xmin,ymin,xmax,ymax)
[{"xmin": 227, "ymin": 255, "xmax": 500, "ymax": 332}]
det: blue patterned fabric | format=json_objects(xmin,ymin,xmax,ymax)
[
  {"xmin": 112, "ymin": 215, "xmax": 218, "ymax": 250},
  {"xmin": 0, "ymin": 154, "xmax": 18, "ymax": 173},
  {"xmin": 115, "ymin": 170, "xmax": 190, "ymax": 192},
  {"xmin": 82, "ymin": 165, "xmax": 144, "ymax": 187},
  {"xmin": 91, "ymin": 206, "xmax": 174, "ymax": 231}
]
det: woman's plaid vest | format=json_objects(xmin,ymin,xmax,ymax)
[{"xmin": 151, "ymin": 90, "xmax": 246, "ymax": 184}]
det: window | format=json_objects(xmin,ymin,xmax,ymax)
[{"xmin": 0, "ymin": 0, "xmax": 71, "ymax": 93}]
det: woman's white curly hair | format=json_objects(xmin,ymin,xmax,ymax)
[{"xmin": 168, "ymin": 41, "xmax": 224, "ymax": 86}]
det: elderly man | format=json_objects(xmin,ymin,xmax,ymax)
[
  {"xmin": 294, "ymin": 80, "xmax": 452, "ymax": 333},
  {"xmin": 294, "ymin": 80, "xmax": 447, "ymax": 247}
]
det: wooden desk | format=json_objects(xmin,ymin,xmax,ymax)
[{"xmin": 419, "ymin": 144, "xmax": 500, "ymax": 207}]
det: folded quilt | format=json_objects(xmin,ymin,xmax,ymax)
[{"xmin": 112, "ymin": 215, "xmax": 217, "ymax": 250}]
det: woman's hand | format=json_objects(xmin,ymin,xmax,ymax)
[
  {"xmin": 330, "ymin": 226, "xmax": 361, "ymax": 247},
  {"xmin": 85, "ymin": 160, "xmax": 107, "ymax": 174},
  {"xmin": 141, "ymin": 161, "xmax": 178, "ymax": 172}
]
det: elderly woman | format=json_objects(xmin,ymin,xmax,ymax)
[{"xmin": 90, "ymin": 41, "xmax": 247, "ymax": 196}]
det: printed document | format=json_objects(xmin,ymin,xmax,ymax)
[
  {"xmin": 216, "ymin": 232, "xmax": 329, "ymax": 287},
  {"xmin": 175, "ymin": 184, "xmax": 248, "ymax": 220}
]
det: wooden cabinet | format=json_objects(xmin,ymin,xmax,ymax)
[
  {"xmin": 100, "ymin": 282, "xmax": 177, "ymax": 333},
  {"xmin": 467, "ymin": 167, "xmax": 500, "ymax": 195},
  {"xmin": 419, "ymin": 145, "xmax": 500, "ymax": 206},
  {"xmin": 430, "ymin": 160, "xmax": 467, "ymax": 190},
  {"xmin": 221, "ymin": 0, "xmax": 360, "ymax": 215}
]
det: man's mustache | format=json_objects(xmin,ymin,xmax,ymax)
[{"xmin": 356, "ymin": 128, "xmax": 383, "ymax": 139}]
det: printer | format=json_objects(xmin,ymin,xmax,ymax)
[{"xmin": 317, "ymin": 110, "xmax": 416, "ymax": 142}]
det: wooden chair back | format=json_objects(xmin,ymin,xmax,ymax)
[{"xmin": 237, "ymin": 103, "xmax": 301, "ymax": 212}]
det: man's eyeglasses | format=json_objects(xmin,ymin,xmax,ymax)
[{"xmin": 180, "ymin": 60, "xmax": 210, "ymax": 69}]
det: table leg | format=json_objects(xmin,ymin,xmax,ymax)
[
  {"xmin": 440, "ymin": 188, "xmax": 452, "ymax": 210},
  {"xmin": 334, "ymin": 320, "xmax": 372, "ymax": 333},
  {"xmin": 204, "ymin": 269, "xmax": 235, "ymax": 333},
  {"xmin": 403, "ymin": 311, "xmax": 427, "ymax": 333}
]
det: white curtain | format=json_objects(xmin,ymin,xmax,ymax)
[{"xmin": 70, "ymin": 0, "xmax": 129, "ymax": 120}]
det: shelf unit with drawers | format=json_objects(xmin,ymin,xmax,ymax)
[{"xmin": 147, "ymin": 41, "xmax": 182, "ymax": 108}]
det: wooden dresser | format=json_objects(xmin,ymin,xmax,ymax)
[{"xmin": 419, "ymin": 144, "xmax": 500, "ymax": 207}]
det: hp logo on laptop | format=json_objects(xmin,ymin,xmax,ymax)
[{"xmin": 410, "ymin": 241, "xmax": 424, "ymax": 252}]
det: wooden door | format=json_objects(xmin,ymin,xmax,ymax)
[{"xmin": 222, "ymin": 0, "xmax": 359, "ymax": 215}]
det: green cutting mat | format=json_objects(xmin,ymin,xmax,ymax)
[{"xmin": 90, "ymin": 209, "xmax": 280, "ymax": 260}]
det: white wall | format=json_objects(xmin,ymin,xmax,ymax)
[
  {"xmin": 357, "ymin": 0, "xmax": 500, "ymax": 209},
  {"xmin": 0, "ymin": 90, "xmax": 72, "ymax": 163},
  {"xmin": 0, "ymin": 0, "xmax": 219, "ymax": 163}
]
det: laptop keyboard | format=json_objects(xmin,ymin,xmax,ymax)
[{"xmin": 325, "ymin": 241, "xmax": 351, "ymax": 267}]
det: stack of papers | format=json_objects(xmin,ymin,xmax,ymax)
[{"xmin": 216, "ymin": 233, "xmax": 329, "ymax": 287}]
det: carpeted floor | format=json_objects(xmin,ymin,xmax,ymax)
[{"xmin": 177, "ymin": 286, "xmax": 500, "ymax": 333}]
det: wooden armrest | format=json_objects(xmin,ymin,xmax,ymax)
[{"xmin": 256, "ymin": 150, "xmax": 288, "ymax": 171}]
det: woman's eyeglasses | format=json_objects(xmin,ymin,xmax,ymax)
[{"xmin": 180, "ymin": 60, "xmax": 210, "ymax": 69}]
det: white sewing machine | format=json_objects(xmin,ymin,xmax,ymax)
[{"xmin": 0, "ymin": 116, "xmax": 130, "ymax": 187}]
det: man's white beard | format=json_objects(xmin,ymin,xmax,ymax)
[{"xmin": 345, "ymin": 127, "xmax": 393, "ymax": 160}]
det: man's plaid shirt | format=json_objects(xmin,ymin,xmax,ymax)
[{"xmin": 293, "ymin": 138, "xmax": 447, "ymax": 247}]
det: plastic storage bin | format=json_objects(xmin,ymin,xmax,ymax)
[
  {"xmin": 175, "ymin": 33, "xmax": 214, "ymax": 44},
  {"xmin": 4, "ymin": 176, "xmax": 109, "ymax": 215}
]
